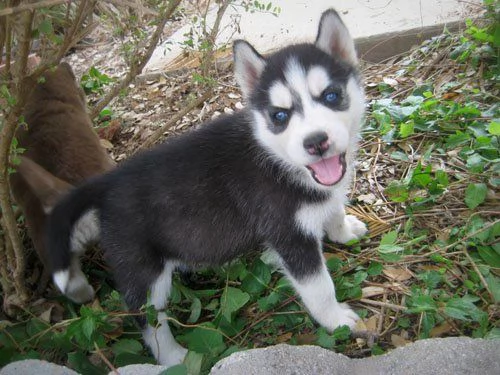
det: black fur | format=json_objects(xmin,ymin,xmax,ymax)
[{"xmin": 47, "ymin": 110, "xmax": 329, "ymax": 311}]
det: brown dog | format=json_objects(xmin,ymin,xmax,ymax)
[{"xmin": 10, "ymin": 62, "xmax": 115, "ymax": 282}]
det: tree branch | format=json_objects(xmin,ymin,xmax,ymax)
[
  {"xmin": 0, "ymin": 0, "xmax": 68, "ymax": 17},
  {"xmin": 90, "ymin": 0, "xmax": 183, "ymax": 119}
]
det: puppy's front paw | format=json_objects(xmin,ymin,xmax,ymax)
[
  {"xmin": 330, "ymin": 302, "xmax": 360, "ymax": 330},
  {"xmin": 327, "ymin": 215, "xmax": 368, "ymax": 244},
  {"xmin": 345, "ymin": 215, "xmax": 368, "ymax": 239}
]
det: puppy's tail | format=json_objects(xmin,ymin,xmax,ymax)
[{"xmin": 46, "ymin": 179, "xmax": 105, "ymax": 303}]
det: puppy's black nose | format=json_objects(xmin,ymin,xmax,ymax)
[{"xmin": 303, "ymin": 132, "xmax": 330, "ymax": 156}]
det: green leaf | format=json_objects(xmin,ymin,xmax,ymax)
[
  {"xmin": 477, "ymin": 246, "xmax": 500, "ymax": 268},
  {"xmin": 466, "ymin": 153, "xmax": 485, "ymax": 173},
  {"xmin": 38, "ymin": 20, "xmax": 54, "ymax": 35},
  {"xmin": 181, "ymin": 325, "xmax": 226, "ymax": 355},
  {"xmin": 316, "ymin": 328, "xmax": 335, "ymax": 349},
  {"xmin": 240, "ymin": 259, "xmax": 272, "ymax": 294},
  {"xmin": 411, "ymin": 163, "xmax": 433, "ymax": 188},
  {"xmin": 257, "ymin": 291, "xmax": 282, "ymax": 311},
  {"xmin": 465, "ymin": 183, "xmax": 487, "ymax": 209},
  {"xmin": 220, "ymin": 287, "xmax": 250, "ymax": 322},
  {"xmin": 378, "ymin": 231, "xmax": 403, "ymax": 254},
  {"xmin": 485, "ymin": 327, "xmax": 500, "ymax": 340},
  {"xmin": 114, "ymin": 353, "xmax": 156, "ymax": 367},
  {"xmin": 444, "ymin": 296, "xmax": 486, "ymax": 322},
  {"xmin": 160, "ymin": 364, "xmax": 188, "ymax": 375},
  {"xmin": 488, "ymin": 121, "xmax": 500, "ymax": 135},
  {"xmin": 184, "ymin": 351, "xmax": 203, "ymax": 375},
  {"xmin": 332, "ymin": 325, "xmax": 352, "ymax": 340},
  {"xmin": 399, "ymin": 120, "xmax": 415, "ymax": 138},
  {"xmin": 187, "ymin": 298, "xmax": 202, "ymax": 323},
  {"xmin": 81, "ymin": 317, "xmax": 95, "ymax": 341},
  {"xmin": 485, "ymin": 274, "xmax": 500, "ymax": 303},
  {"xmin": 407, "ymin": 294, "xmax": 437, "ymax": 313},
  {"xmin": 385, "ymin": 181, "xmax": 409, "ymax": 202},
  {"xmin": 111, "ymin": 339, "xmax": 143, "ymax": 356},
  {"xmin": 367, "ymin": 262, "xmax": 383, "ymax": 276}
]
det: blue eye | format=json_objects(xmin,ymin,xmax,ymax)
[
  {"xmin": 323, "ymin": 91, "xmax": 339, "ymax": 103},
  {"xmin": 272, "ymin": 110, "xmax": 289, "ymax": 124}
]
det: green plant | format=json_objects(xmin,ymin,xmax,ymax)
[{"xmin": 81, "ymin": 67, "xmax": 114, "ymax": 96}]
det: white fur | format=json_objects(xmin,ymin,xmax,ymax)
[
  {"xmin": 53, "ymin": 270, "xmax": 69, "ymax": 294},
  {"xmin": 142, "ymin": 312, "xmax": 188, "ymax": 367},
  {"xmin": 307, "ymin": 66, "xmax": 331, "ymax": 97},
  {"xmin": 70, "ymin": 209, "xmax": 99, "ymax": 255},
  {"xmin": 285, "ymin": 260, "xmax": 359, "ymax": 330},
  {"xmin": 142, "ymin": 261, "xmax": 187, "ymax": 367},
  {"xmin": 150, "ymin": 261, "xmax": 177, "ymax": 309},
  {"xmin": 53, "ymin": 257, "xmax": 95, "ymax": 303},
  {"xmin": 325, "ymin": 213, "xmax": 368, "ymax": 244},
  {"xmin": 269, "ymin": 81, "xmax": 293, "ymax": 109},
  {"xmin": 296, "ymin": 192, "xmax": 367, "ymax": 244}
]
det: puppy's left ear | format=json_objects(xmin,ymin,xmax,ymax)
[
  {"xmin": 233, "ymin": 40, "xmax": 266, "ymax": 100},
  {"xmin": 315, "ymin": 9, "xmax": 358, "ymax": 65}
]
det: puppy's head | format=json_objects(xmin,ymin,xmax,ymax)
[{"xmin": 233, "ymin": 9, "xmax": 364, "ymax": 190}]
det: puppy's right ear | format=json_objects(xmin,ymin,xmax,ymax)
[{"xmin": 233, "ymin": 40, "xmax": 266, "ymax": 100}]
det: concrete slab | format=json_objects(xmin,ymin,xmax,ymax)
[
  {"xmin": 210, "ymin": 337, "xmax": 500, "ymax": 375},
  {"xmin": 2, "ymin": 337, "xmax": 498, "ymax": 374},
  {"xmin": 145, "ymin": 0, "xmax": 482, "ymax": 72}
]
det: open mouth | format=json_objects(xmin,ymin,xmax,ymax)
[{"xmin": 306, "ymin": 153, "xmax": 346, "ymax": 186}]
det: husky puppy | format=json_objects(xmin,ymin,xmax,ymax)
[{"xmin": 46, "ymin": 9, "xmax": 367, "ymax": 367}]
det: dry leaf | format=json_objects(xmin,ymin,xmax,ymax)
[
  {"xmin": 383, "ymin": 266, "xmax": 413, "ymax": 281},
  {"xmin": 362, "ymin": 286, "xmax": 386, "ymax": 298},
  {"xmin": 295, "ymin": 333, "xmax": 317, "ymax": 345},
  {"xmin": 391, "ymin": 333, "xmax": 411, "ymax": 347},
  {"xmin": 276, "ymin": 332, "xmax": 293, "ymax": 343},
  {"xmin": 430, "ymin": 322, "xmax": 454, "ymax": 337},
  {"xmin": 365, "ymin": 315, "xmax": 379, "ymax": 332}
]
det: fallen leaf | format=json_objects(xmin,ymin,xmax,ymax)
[
  {"xmin": 295, "ymin": 333, "xmax": 317, "ymax": 345},
  {"xmin": 365, "ymin": 315, "xmax": 379, "ymax": 332},
  {"xmin": 276, "ymin": 332, "xmax": 293, "ymax": 343},
  {"xmin": 355, "ymin": 318, "xmax": 368, "ymax": 332},
  {"xmin": 391, "ymin": 333, "xmax": 411, "ymax": 347},
  {"xmin": 430, "ymin": 322, "xmax": 454, "ymax": 337},
  {"xmin": 383, "ymin": 266, "xmax": 413, "ymax": 281},
  {"xmin": 362, "ymin": 286, "xmax": 386, "ymax": 298}
]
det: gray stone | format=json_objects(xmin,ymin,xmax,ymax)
[
  {"xmin": 2, "ymin": 338, "xmax": 498, "ymax": 374},
  {"xmin": 108, "ymin": 363, "xmax": 169, "ymax": 375},
  {"xmin": 210, "ymin": 337, "xmax": 500, "ymax": 375},
  {"xmin": 0, "ymin": 359, "xmax": 79, "ymax": 375}
]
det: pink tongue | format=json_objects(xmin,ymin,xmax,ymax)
[{"xmin": 308, "ymin": 154, "xmax": 343, "ymax": 185}]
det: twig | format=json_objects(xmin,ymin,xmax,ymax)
[
  {"xmin": 93, "ymin": 342, "xmax": 119, "ymax": 375},
  {"xmin": 105, "ymin": 0, "xmax": 158, "ymax": 16},
  {"xmin": 0, "ymin": 0, "xmax": 67, "ymax": 17},
  {"xmin": 137, "ymin": 90, "xmax": 212, "ymax": 150},
  {"xmin": 90, "ymin": 0, "xmax": 183, "ymax": 119},
  {"xmin": 359, "ymin": 298, "xmax": 407, "ymax": 311},
  {"xmin": 462, "ymin": 248, "xmax": 495, "ymax": 301}
]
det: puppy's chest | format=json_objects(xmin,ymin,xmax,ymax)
[{"xmin": 294, "ymin": 196, "xmax": 338, "ymax": 238}]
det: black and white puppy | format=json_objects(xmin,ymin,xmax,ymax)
[{"xmin": 47, "ymin": 9, "xmax": 367, "ymax": 367}]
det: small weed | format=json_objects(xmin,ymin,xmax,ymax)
[{"xmin": 81, "ymin": 67, "xmax": 114, "ymax": 96}]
